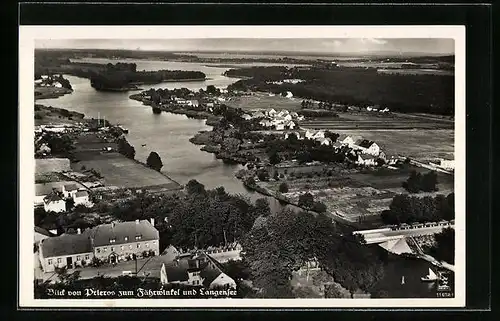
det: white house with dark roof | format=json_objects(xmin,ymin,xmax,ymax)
[
  {"xmin": 43, "ymin": 193, "xmax": 66, "ymax": 213},
  {"xmin": 38, "ymin": 219, "xmax": 160, "ymax": 272},
  {"xmin": 73, "ymin": 190, "xmax": 92, "ymax": 207},
  {"xmin": 159, "ymin": 252, "xmax": 236, "ymax": 289}
]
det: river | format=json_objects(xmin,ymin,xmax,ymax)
[{"xmin": 39, "ymin": 58, "xmax": 443, "ymax": 299}]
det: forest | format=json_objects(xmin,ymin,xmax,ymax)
[
  {"xmin": 226, "ymin": 66, "xmax": 454, "ymax": 115},
  {"xmin": 241, "ymin": 209, "xmax": 386, "ymax": 297},
  {"xmin": 381, "ymin": 193, "xmax": 454, "ymax": 225}
]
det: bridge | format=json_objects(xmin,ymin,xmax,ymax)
[
  {"xmin": 353, "ymin": 221, "xmax": 455, "ymax": 272},
  {"xmin": 353, "ymin": 221, "xmax": 454, "ymax": 254}
]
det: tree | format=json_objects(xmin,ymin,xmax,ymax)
[
  {"xmin": 146, "ymin": 151, "xmax": 163, "ymax": 171},
  {"xmin": 117, "ymin": 137, "xmax": 135, "ymax": 159},
  {"xmin": 421, "ymin": 171, "xmax": 439, "ymax": 192},
  {"xmin": 278, "ymin": 182, "xmax": 289, "ymax": 193},
  {"xmin": 428, "ymin": 227, "xmax": 454, "ymax": 264},
  {"xmin": 298, "ymin": 193, "xmax": 315, "ymax": 209},
  {"xmin": 312, "ymin": 201, "xmax": 327, "ymax": 213},
  {"xmin": 268, "ymin": 150, "xmax": 281, "ymax": 165},
  {"xmin": 185, "ymin": 179, "xmax": 206, "ymax": 195},
  {"xmin": 256, "ymin": 169, "xmax": 269, "ymax": 182},
  {"xmin": 254, "ymin": 198, "xmax": 271, "ymax": 217},
  {"xmin": 402, "ymin": 170, "xmax": 422, "ymax": 193},
  {"xmin": 65, "ymin": 198, "xmax": 75, "ymax": 212}
]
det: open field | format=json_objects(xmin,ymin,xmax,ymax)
[
  {"xmin": 377, "ymin": 69, "xmax": 453, "ymax": 76},
  {"xmin": 335, "ymin": 129, "xmax": 453, "ymax": 161},
  {"xmin": 36, "ymin": 158, "xmax": 71, "ymax": 174},
  {"xmin": 262, "ymin": 164, "xmax": 453, "ymax": 224},
  {"xmin": 300, "ymin": 112, "xmax": 454, "ymax": 130},
  {"xmin": 227, "ymin": 92, "xmax": 302, "ymax": 111},
  {"xmin": 71, "ymin": 153, "xmax": 180, "ymax": 190},
  {"xmin": 35, "ymin": 104, "xmax": 84, "ymax": 126}
]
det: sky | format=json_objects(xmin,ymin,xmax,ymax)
[{"xmin": 35, "ymin": 38, "xmax": 454, "ymax": 55}]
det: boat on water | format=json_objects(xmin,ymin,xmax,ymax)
[
  {"xmin": 117, "ymin": 125, "xmax": 129, "ymax": 133},
  {"xmin": 421, "ymin": 268, "xmax": 439, "ymax": 282},
  {"xmin": 401, "ymin": 276, "xmax": 405, "ymax": 285}
]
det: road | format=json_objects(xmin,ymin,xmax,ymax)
[
  {"xmin": 357, "ymin": 225, "xmax": 453, "ymax": 244},
  {"xmin": 39, "ymin": 256, "xmax": 167, "ymax": 282}
]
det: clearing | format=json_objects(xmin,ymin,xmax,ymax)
[
  {"xmin": 72, "ymin": 153, "xmax": 181, "ymax": 190},
  {"xmin": 227, "ymin": 92, "xmax": 302, "ymax": 112}
]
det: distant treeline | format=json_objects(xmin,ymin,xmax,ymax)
[
  {"xmin": 226, "ymin": 66, "xmax": 454, "ymax": 115},
  {"xmin": 35, "ymin": 55, "xmax": 207, "ymax": 91}
]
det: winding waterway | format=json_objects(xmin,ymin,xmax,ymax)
[{"xmin": 39, "ymin": 58, "xmax": 442, "ymax": 299}]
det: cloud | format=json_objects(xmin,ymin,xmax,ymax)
[{"xmin": 361, "ymin": 38, "xmax": 388, "ymax": 45}]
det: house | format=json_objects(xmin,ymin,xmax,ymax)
[
  {"xmin": 354, "ymin": 140, "xmax": 381, "ymax": 156},
  {"xmin": 34, "ymin": 227, "xmax": 54, "ymax": 245},
  {"xmin": 285, "ymin": 121, "xmax": 296, "ymax": 130},
  {"xmin": 316, "ymin": 137, "xmax": 333, "ymax": 146},
  {"xmin": 187, "ymin": 100, "xmax": 199, "ymax": 108},
  {"xmin": 73, "ymin": 190, "xmax": 92, "ymax": 207},
  {"xmin": 62, "ymin": 184, "xmax": 79, "ymax": 198},
  {"xmin": 259, "ymin": 119, "xmax": 273, "ymax": 128},
  {"xmin": 267, "ymin": 108, "xmax": 277, "ymax": 116},
  {"xmin": 38, "ymin": 218, "xmax": 160, "ymax": 272},
  {"xmin": 356, "ymin": 154, "xmax": 377, "ymax": 166},
  {"xmin": 252, "ymin": 111, "xmax": 266, "ymax": 119},
  {"xmin": 43, "ymin": 192, "xmax": 66, "ymax": 213},
  {"xmin": 305, "ymin": 130, "xmax": 315, "ymax": 140},
  {"xmin": 160, "ymin": 252, "xmax": 236, "ymax": 289},
  {"xmin": 275, "ymin": 123, "xmax": 285, "ymax": 131},
  {"xmin": 241, "ymin": 114, "xmax": 252, "ymax": 121},
  {"xmin": 340, "ymin": 135, "xmax": 362, "ymax": 147},
  {"xmin": 332, "ymin": 141, "xmax": 343, "ymax": 149},
  {"xmin": 438, "ymin": 159, "xmax": 455, "ymax": 170},
  {"xmin": 285, "ymin": 91, "xmax": 293, "ymax": 98}
]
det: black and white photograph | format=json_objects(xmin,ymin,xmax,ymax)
[{"xmin": 19, "ymin": 26, "xmax": 465, "ymax": 308}]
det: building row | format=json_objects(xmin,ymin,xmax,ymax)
[
  {"xmin": 36, "ymin": 183, "xmax": 92, "ymax": 213},
  {"xmin": 37, "ymin": 218, "xmax": 160, "ymax": 272}
]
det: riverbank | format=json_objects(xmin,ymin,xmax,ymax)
[
  {"xmin": 35, "ymin": 104, "xmax": 183, "ymax": 193},
  {"xmin": 34, "ymin": 86, "xmax": 73, "ymax": 100}
]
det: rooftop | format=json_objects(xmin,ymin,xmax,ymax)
[
  {"xmin": 75, "ymin": 190, "xmax": 89, "ymax": 198},
  {"xmin": 40, "ymin": 219, "xmax": 159, "ymax": 258},
  {"xmin": 64, "ymin": 184, "xmax": 79, "ymax": 191}
]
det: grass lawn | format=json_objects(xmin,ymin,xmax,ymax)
[
  {"xmin": 227, "ymin": 92, "xmax": 302, "ymax": 111},
  {"xmin": 72, "ymin": 153, "xmax": 180, "ymax": 189}
]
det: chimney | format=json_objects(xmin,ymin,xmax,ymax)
[
  {"xmin": 77, "ymin": 228, "xmax": 81, "ymax": 234},
  {"xmin": 135, "ymin": 219, "xmax": 139, "ymax": 224},
  {"xmin": 150, "ymin": 218, "xmax": 155, "ymax": 226}
]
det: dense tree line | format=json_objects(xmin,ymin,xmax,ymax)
[
  {"xmin": 241, "ymin": 209, "xmax": 385, "ymax": 297},
  {"xmin": 265, "ymin": 133, "xmax": 350, "ymax": 164},
  {"xmin": 226, "ymin": 66, "xmax": 454, "ymax": 115},
  {"xmin": 103, "ymin": 181, "xmax": 269, "ymax": 251},
  {"xmin": 117, "ymin": 137, "xmax": 136, "ymax": 159},
  {"xmin": 402, "ymin": 170, "xmax": 439, "ymax": 193},
  {"xmin": 90, "ymin": 64, "xmax": 206, "ymax": 90},
  {"xmin": 37, "ymin": 132, "xmax": 75, "ymax": 156},
  {"xmin": 381, "ymin": 193, "xmax": 454, "ymax": 225}
]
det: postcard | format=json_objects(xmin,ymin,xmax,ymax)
[{"xmin": 19, "ymin": 25, "xmax": 465, "ymax": 308}]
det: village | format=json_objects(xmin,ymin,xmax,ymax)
[{"xmin": 32, "ymin": 55, "xmax": 455, "ymax": 299}]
